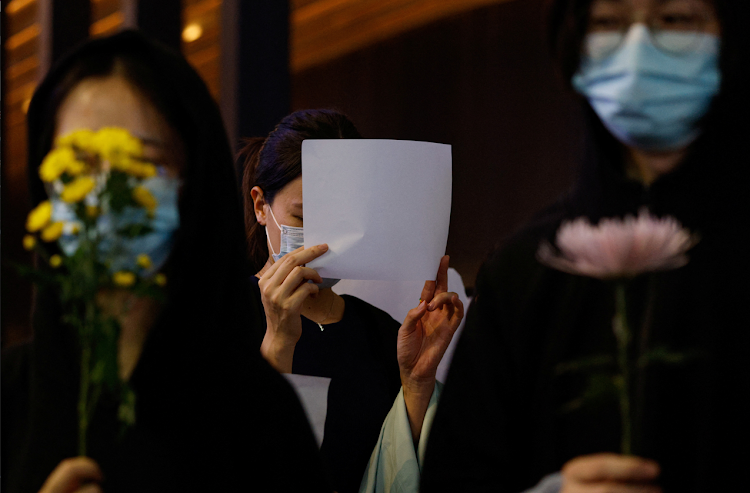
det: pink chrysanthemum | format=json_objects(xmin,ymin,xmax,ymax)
[{"xmin": 537, "ymin": 209, "xmax": 698, "ymax": 279}]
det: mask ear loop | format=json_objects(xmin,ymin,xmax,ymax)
[{"xmin": 265, "ymin": 204, "xmax": 283, "ymax": 258}]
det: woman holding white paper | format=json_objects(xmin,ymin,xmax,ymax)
[{"xmin": 240, "ymin": 109, "xmax": 463, "ymax": 493}]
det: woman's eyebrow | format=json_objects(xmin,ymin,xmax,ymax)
[
  {"xmin": 136, "ymin": 136, "xmax": 167, "ymax": 148},
  {"xmin": 291, "ymin": 202, "xmax": 304, "ymax": 212}
]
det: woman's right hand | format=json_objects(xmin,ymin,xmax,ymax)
[
  {"xmin": 258, "ymin": 244, "xmax": 329, "ymax": 373},
  {"xmin": 39, "ymin": 457, "xmax": 103, "ymax": 493},
  {"xmin": 561, "ymin": 453, "xmax": 661, "ymax": 493}
]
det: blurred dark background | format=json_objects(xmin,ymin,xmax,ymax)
[{"xmin": 1, "ymin": 0, "xmax": 584, "ymax": 349}]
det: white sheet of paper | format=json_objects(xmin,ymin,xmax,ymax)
[
  {"xmin": 283, "ymin": 373, "xmax": 331, "ymax": 448},
  {"xmin": 302, "ymin": 139, "xmax": 452, "ymax": 281}
]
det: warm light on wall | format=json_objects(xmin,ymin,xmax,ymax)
[
  {"xmin": 6, "ymin": 0, "xmax": 36, "ymax": 15},
  {"xmin": 182, "ymin": 23, "xmax": 203, "ymax": 43}
]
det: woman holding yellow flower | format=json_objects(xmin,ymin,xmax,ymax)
[{"xmin": 3, "ymin": 31, "xmax": 329, "ymax": 493}]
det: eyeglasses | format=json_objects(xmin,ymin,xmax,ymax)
[{"xmin": 584, "ymin": 0, "xmax": 719, "ymax": 60}]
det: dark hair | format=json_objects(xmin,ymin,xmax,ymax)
[{"xmin": 239, "ymin": 109, "xmax": 362, "ymax": 271}]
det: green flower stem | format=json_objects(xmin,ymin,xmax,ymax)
[
  {"xmin": 614, "ymin": 282, "xmax": 632, "ymax": 455},
  {"xmin": 78, "ymin": 340, "xmax": 91, "ymax": 457},
  {"xmin": 78, "ymin": 251, "xmax": 102, "ymax": 457}
]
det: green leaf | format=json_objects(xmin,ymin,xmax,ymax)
[
  {"xmin": 638, "ymin": 346, "xmax": 704, "ymax": 367},
  {"xmin": 561, "ymin": 373, "xmax": 619, "ymax": 413},
  {"xmin": 556, "ymin": 354, "xmax": 616, "ymax": 375},
  {"xmin": 107, "ymin": 171, "xmax": 134, "ymax": 213},
  {"xmin": 116, "ymin": 224, "xmax": 153, "ymax": 238},
  {"xmin": 91, "ymin": 360, "xmax": 106, "ymax": 384},
  {"xmin": 118, "ymin": 386, "xmax": 137, "ymax": 432}
]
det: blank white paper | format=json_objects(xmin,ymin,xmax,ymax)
[{"xmin": 302, "ymin": 139, "xmax": 452, "ymax": 282}]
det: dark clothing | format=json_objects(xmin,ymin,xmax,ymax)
[
  {"xmin": 2, "ymin": 334, "xmax": 328, "ymax": 493},
  {"xmin": 422, "ymin": 118, "xmax": 750, "ymax": 491},
  {"xmin": 3, "ymin": 30, "xmax": 329, "ymax": 493},
  {"xmin": 250, "ymin": 276, "xmax": 402, "ymax": 493}
]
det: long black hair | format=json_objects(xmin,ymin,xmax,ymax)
[
  {"xmin": 239, "ymin": 108, "xmax": 361, "ymax": 271},
  {"xmin": 8, "ymin": 30, "xmax": 327, "ymax": 493}
]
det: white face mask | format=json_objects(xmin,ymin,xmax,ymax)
[
  {"xmin": 265, "ymin": 205, "xmax": 340, "ymax": 289},
  {"xmin": 265, "ymin": 205, "xmax": 304, "ymax": 262}
]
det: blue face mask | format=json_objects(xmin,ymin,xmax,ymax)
[
  {"xmin": 572, "ymin": 24, "xmax": 721, "ymax": 151},
  {"xmin": 265, "ymin": 205, "xmax": 340, "ymax": 289},
  {"xmin": 51, "ymin": 173, "xmax": 181, "ymax": 276}
]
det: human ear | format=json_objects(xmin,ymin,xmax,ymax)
[{"xmin": 251, "ymin": 186, "xmax": 267, "ymax": 225}]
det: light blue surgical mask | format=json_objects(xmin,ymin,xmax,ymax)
[
  {"xmin": 266, "ymin": 205, "xmax": 340, "ymax": 289},
  {"xmin": 572, "ymin": 24, "xmax": 721, "ymax": 151},
  {"xmin": 51, "ymin": 173, "xmax": 181, "ymax": 276}
]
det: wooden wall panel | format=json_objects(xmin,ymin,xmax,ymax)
[
  {"xmin": 3, "ymin": 0, "xmax": 41, "ymax": 347},
  {"xmin": 292, "ymin": 0, "xmax": 585, "ymax": 287},
  {"xmin": 182, "ymin": 0, "xmax": 222, "ymax": 101},
  {"xmin": 290, "ymin": 0, "xmax": 516, "ymax": 73},
  {"xmin": 90, "ymin": 0, "xmax": 123, "ymax": 37}
]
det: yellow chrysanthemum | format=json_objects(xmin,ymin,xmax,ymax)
[
  {"xmin": 61, "ymin": 176, "xmax": 96, "ymax": 203},
  {"xmin": 113, "ymin": 271, "xmax": 136, "ymax": 287},
  {"xmin": 26, "ymin": 201, "xmax": 52, "ymax": 232},
  {"xmin": 70, "ymin": 224, "xmax": 81, "ymax": 234},
  {"xmin": 127, "ymin": 161, "xmax": 158, "ymax": 178},
  {"xmin": 132, "ymin": 186, "xmax": 157, "ymax": 215},
  {"xmin": 93, "ymin": 127, "xmax": 143, "ymax": 162},
  {"xmin": 56, "ymin": 129, "xmax": 96, "ymax": 153},
  {"xmin": 39, "ymin": 147, "xmax": 77, "ymax": 182},
  {"xmin": 66, "ymin": 159, "xmax": 87, "ymax": 176},
  {"xmin": 154, "ymin": 273, "xmax": 167, "ymax": 287},
  {"xmin": 41, "ymin": 221, "xmax": 64, "ymax": 242},
  {"xmin": 109, "ymin": 157, "xmax": 133, "ymax": 174},
  {"xmin": 23, "ymin": 235, "xmax": 36, "ymax": 251},
  {"xmin": 136, "ymin": 254, "xmax": 152, "ymax": 269},
  {"xmin": 49, "ymin": 255, "xmax": 62, "ymax": 268}
]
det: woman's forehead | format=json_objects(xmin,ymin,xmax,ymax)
[{"xmin": 54, "ymin": 75, "xmax": 168, "ymax": 142}]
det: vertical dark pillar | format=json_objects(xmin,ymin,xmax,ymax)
[
  {"xmin": 38, "ymin": 0, "xmax": 91, "ymax": 74},
  {"xmin": 1, "ymin": 0, "xmax": 91, "ymax": 348},
  {"xmin": 135, "ymin": 0, "xmax": 182, "ymax": 52},
  {"xmin": 221, "ymin": 0, "xmax": 290, "ymax": 163}
]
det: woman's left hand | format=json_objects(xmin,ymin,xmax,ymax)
[{"xmin": 397, "ymin": 255, "xmax": 464, "ymax": 442}]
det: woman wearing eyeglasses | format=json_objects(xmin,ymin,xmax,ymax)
[{"xmin": 422, "ymin": 0, "xmax": 750, "ymax": 492}]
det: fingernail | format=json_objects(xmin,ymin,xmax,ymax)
[
  {"xmin": 318, "ymin": 244, "xmax": 328, "ymax": 250},
  {"xmin": 644, "ymin": 461, "xmax": 660, "ymax": 476}
]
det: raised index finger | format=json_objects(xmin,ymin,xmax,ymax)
[{"xmin": 435, "ymin": 255, "xmax": 449, "ymax": 295}]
